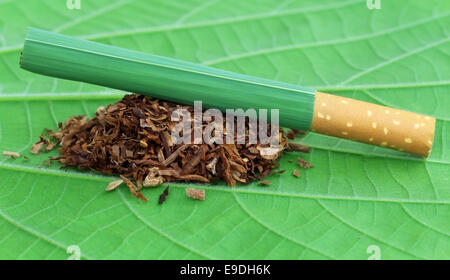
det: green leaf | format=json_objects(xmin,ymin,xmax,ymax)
[{"xmin": 0, "ymin": 0, "xmax": 449, "ymax": 260}]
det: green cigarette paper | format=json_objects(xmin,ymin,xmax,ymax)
[{"xmin": 20, "ymin": 28, "xmax": 315, "ymax": 130}]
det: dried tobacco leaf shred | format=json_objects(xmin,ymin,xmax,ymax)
[
  {"xmin": 186, "ymin": 188, "xmax": 205, "ymax": 200},
  {"xmin": 293, "ymin": 169, "xmax": 301, "ymax": 178},
  {"xmin": 120, "ymin": 175, "xmax": 148, "ymax": 202},
  {"xmin": 297, "ymin": 157, "xmax": 314, "ymax": 168},
  {"xmin": 31, "ymin": 142, "xmax": 44, "ymax": 155},
  {"xmin": 2, "ymin": 151, "xmax": 20, "ymax": 159},
  {"xmin": 258, "ymin": 179, "xmax": 272, "ymax": 186},
  {"xmin": 106, "ymin": 179, "xmax": 123, "ymax": 191},
  {"xmin": 158, "ymin": 186, "xmax": 169, "ymax": 204},
  {"xmin": 34, "ymin": 94, "xmax": 313, "ymax": 201},
  {"xmin": 287, "ymin": 143, "xmax": 310, "ymax": 153}
]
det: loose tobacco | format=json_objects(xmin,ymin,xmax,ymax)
[
  {"xmin": 186, "ymin": 188, "xmax": 205, "ymax": 200},
  {"xmin": 158, "ymin": 187, "xmax": 169, "ymax": 204},
  {"xmin": 36, "ymin": 94, "xmax": 313, "ymax": 201},
  {"xmin": 2, "ymin": 151, "xmax": 21, "ymax": 159}
]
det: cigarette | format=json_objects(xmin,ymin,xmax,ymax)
[
  {"xmin": 20, "ymin": 28, "xmax": 436, "ymax": 157},
  {"xmin": 311, "ymin": 92, "xmax": 435, "ymax": 157}
]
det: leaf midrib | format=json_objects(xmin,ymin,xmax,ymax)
[{"xmin": 0, "ymin": 161, "xmax": 448, "ymax": 205}]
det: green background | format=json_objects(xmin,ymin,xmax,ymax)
[{"xmin": 0, "ymin": 0, "xmax": 449, "ymax": 260}]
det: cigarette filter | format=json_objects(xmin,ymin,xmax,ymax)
[
  {"xmin": 311, "ymin": 92, "xmax": 434, "ymax": 156},
  {"xmin": 20, "ymin": 28, "xmax": 436, "ymax": 157}
]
